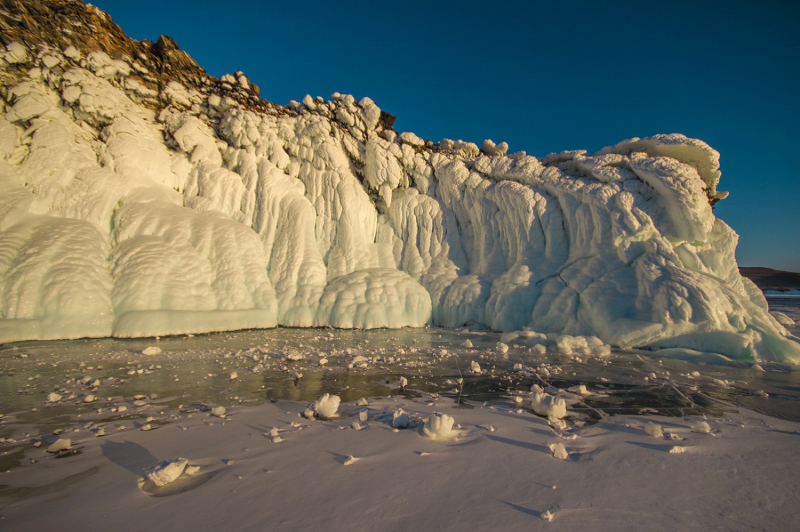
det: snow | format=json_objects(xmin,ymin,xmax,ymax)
[
  {"xmin": 5, "ymin": 390, "xmax": 796, "ymax": 531},
  {"xmin": 0, "ymin": 27, "xmax": 798, "ymax": 366}
]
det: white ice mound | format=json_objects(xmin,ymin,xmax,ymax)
[
  {"xmin": 144, "ymin": 457, "xmax": 188, "ymax": 487},
  {"xmin": 315, "ymin": 269, "xmax": 431, "ymax": 329},
  {"xmin": 422, "ymin": 412, "xmax": 455, "ymax": 439},
  {"xmin": 313, "ymin": 393, "xmax": 340, "ymax": 418},
  {"xmin": 0, "ymin": 10, "xmax": 798, "ymax": 363},
  {"xmin": 531, "ymin": 393, "xmax": 567, "ymax": 419}
]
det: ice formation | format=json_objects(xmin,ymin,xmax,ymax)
[
  {"xmin": 313, "ymin": 393, "xmax": 340, "ymax": 418},
  {"xmin": 422, "ymin": 412, "xmax": 455, "ymax": 439},
  {"xmin": 0, "ymin": 0, "xmax": 798, "ymax": 363},
  {"xmin": 531, "ymin": 393, "xmax": 567, "ymax": 419},
  {"xmin": 144, "ymin": 457, "xmax": 188, "ymax": 487}
]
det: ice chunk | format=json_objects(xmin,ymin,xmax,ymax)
[
  {"xmin": 47, "ymin": 438, "xmax": 71, "ymax": 453},
  {"xmin": 211, "ymin": 406, "xmax": 226, "ymax": 417},
  {"xmin": 142, "ymin": 346, "xmax": 162, "ymax": 356},
  {"xmin": 392, "ymin": 409, "xmax": 409, "ymax": 428},
  {"xmin": 422, "ymin": 412, "xmax": 455, "ymax": 439},
  {"xmin": 470, "ymin": 361, "xmax": 481, "ymax": 373},
  {"xmin": 531, "ymin": 393, "xmax": 567, "ymax": 419},
  {"xmin": 46, "ymin": 393, "xmax": 62, "ymax": 403},
  {"xmin": 313, "ymin": 393, "xmax": 340, "ymax": 418},
  {"xmin": 692, "ymin": 421, "xmax": 712, "ymax": 433},
  {"xmin": 549, "ymin": 442, "xmax": 569, "ymax": 460},
  {"xmin": 144, "ymin": 458, "xmax": 188, "ymax": 487},
  {"xmin": 644, "ymin": 422, "xmax": 663, "ymax": 438}
]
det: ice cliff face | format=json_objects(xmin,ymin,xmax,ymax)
[{"xmin": 0, "ymin": 0, "xmax": 797, "ymax": 363}]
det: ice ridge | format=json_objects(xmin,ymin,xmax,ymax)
[{"xmin": 0, "ymin": 0, "xmax": 797, "ymax": 363}]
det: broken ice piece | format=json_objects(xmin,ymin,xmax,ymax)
[
  {"xmin": 669, "ymin": 446, "xmax": 685, "ymax": 454},
  {"xmin": 692, "ymin": 421, "xmax": 713, "ymax": 433},
  {"xmin": 144, "ymin": 458, "xmax": 188, "ymax": 486},
  {"xmin": 343, "ymin": 455, "xmax": 359, "ymax": 465},
  {"xmin": 356, "ymin": 398, "xmax": 368, "ymax": 406},
  {"xmin": 422, "ymin": 412, "xmax": 454, "ymax": 439},
  {"xmin": 470, "ymin": 361, "xmax": 481, "ymax": 373},
  {"xmin": 531, "ymin": 393, "xmax": 567, "ymax": 419},
  {"xmin": 393, "ymin": 409, "xmax": 409, "ymax": 428},
  {"xmin": 47, "ymin": 392, "xmax": 62, "ymax": 402},
  {"xmin": 142, "ymin": 346, "xmax": 162, "ymax": 356},
  {"xmin": 567, "ymin": 384, "xmax": 588, "ymax": 395},
  {"xmin": 548, "ymin": 417, "xmax": 567, "ymax": 431},
  {"xmin": 351, "ymin": 421, "xmax": 362, "ymax": 430},
  {"xmin": 358, "ymin": 410, "xmax": 368, "ymax": 422},
  {"xmin": 229, "ymin": 372, "xmax": 238, "ymax": 380},
  {"xmin": 549, "ymin": 442, "xmax": 569, "ymax": 460},
  {"xmin": 47, "ymin": 438, "xmax": 71, "ymax": 453},
  {"xmin": 272, "ymin": 436, "xmax": 282, "ymax": 443},
  {"xmin": 399, "ymin": 377, "xmax": 408, "ymax": 388},
  {"xmin": 84, "ymin": 394, "xmax": 96, "ymax": 403},
  {"xmin": 645, "ymin": 422, "xmax": 663, "ymax": 439},
  {"xmin": 211, "ymin": 406, "xmax": 227, "ymax": 417},
  {"xmin": 184, "ymin": 465, "xmax": 200, "ymax": 476},
  {"xmin": 541, "ymin": 507, "xmax": 556, "ymax": 521},
  {"xmin": 487, "ymin": 425, "xmax": 496, "ymax": 432},
  {"xmin": 313, "ymin": 393, "xmax": 341, "ymax": 418},
  {"xmin": 140, "ymin": 424, "xmax": 153, "ymax": 431},
  {"xmin": 269, "ymin": 427, "xmax": 280, "ymax": 437}
]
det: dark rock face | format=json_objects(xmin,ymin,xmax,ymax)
[
  {"xmin": 739, "ymin": 267, "xmax": 800, "ymax": 291},
  {"xmin": 0, "ymin": 0, "xmax": 272, "ymax": 113}
]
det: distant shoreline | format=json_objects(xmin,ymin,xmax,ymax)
[{"xmin": 740, "ymin": 267, "xmax": 800, "ymax": 292}]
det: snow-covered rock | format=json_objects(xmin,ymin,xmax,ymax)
[{"xmin": 0, "ymin": 1, "xmax": 797, "ymax": 364}]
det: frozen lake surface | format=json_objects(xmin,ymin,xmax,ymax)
[{"xmin": 2, "ymin": 297, "xmax": 799, "ymax": 472}]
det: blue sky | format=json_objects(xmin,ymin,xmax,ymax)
[{"xmin": 93, "ymin": 0, "xmax": 800, "ymax": 272}]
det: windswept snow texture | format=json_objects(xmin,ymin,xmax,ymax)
[{"xmin": 0, "ymin": 38, "xmax": 798, "ymax": 363}]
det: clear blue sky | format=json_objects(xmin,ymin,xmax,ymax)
[{"xmin": 93, "ymin": 0, "xmax": 800, "ymax": 272}]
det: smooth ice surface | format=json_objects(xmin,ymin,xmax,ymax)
[{"xmin": 0, "ymin": 28, "xmax": 798, "ymax": 363}]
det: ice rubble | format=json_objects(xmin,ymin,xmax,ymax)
[{"xmin": 0, "ymin": 24, "xmax": 798, "ymax": 364}]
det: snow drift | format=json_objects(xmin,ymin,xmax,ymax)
[{"xmin": 0, "ymin": 0, "xmax": 798, "ymax": 363}]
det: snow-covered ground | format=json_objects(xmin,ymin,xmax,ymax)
[
  {"xmin": 1, "ymin": 386, "xmax": 798, "ymax": 531},
  {"xmin": 1, "ymin": 320, "xmax": 799, "ymax": 531}
]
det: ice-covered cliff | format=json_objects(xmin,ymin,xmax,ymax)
[{"xmin": 0, "ymin": 0, "xmax": 797, "ymax": 363}]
